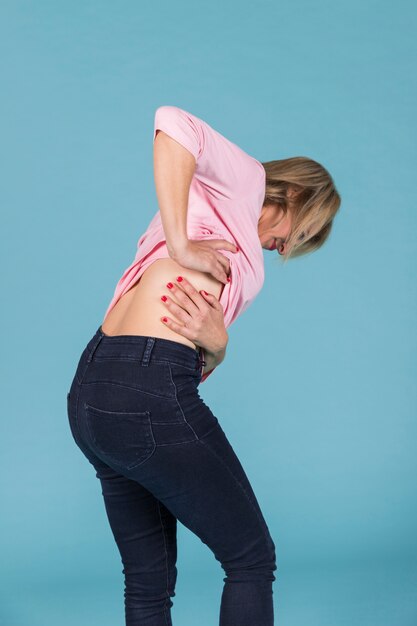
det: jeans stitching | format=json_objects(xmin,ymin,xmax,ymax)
[
  {"xmin": 198, "ymin": 435, "xmax": 276, "ymax": 552},
  {"xmin": 84, "ymin": 404, "xmax": 157, "ymax": 470},
  {"xmin": 84, "ymin": 402, "xmax": 150, "ymax": 417},
  {"xmin": 93, "ymin": 356, "xmax": 196, "ymax": 366},
  {"xmin": 81, "ymin": 379, "xmax": 176, "ymax": 400},
  {"xmin": 167, "ymin": 364, "xmax": 199, "ymax": 440},
  {"xmin": 157, "ymin": 439, "xmax": 200, "ymax": 447},
  {"xmin": 156, "ymin": 500, "xmax": 170, "ymax": 626}
]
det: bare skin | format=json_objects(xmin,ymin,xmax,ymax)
[
  {"xmin": 101, "ymin": 257, "xmax": 230, "ymax": 378},
  {"xmin": 101, "ymin": 203, "xmax": 293, "ymax": 375},
  {"xmin": 101, "ymin": 256, "xmax": 226, "ymax": 352}
]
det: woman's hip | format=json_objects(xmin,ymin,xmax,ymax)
[{"xmin": 67, "ymin": 325, "xmax": 217, "ymax": 471}]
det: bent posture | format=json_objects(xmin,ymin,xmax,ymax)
[{"xmin": 67, "ymin": 105, "xmax": 341, "ymax": 625}]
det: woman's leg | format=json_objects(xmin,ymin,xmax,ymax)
[
  {"xmin": 96, "ymin": 465, "xmax": 179, "ymax": 626},
  {"xmin": 131, "ymin": 419, "xmax": 277, "ymax": 626},
  {"xmin": 88, "ymin": 422, "xmax": 277, "ymax": 626},
  {"xmin": 68, "ymin": 391, "xmax": 179, "ymax": 626},
  {"xmin": 78, "ymin": 413, "xmax": 276, "ymax": 624},
  {"xmin": 68, "ymin": 331, "xmax": 277, "ymax": 625}
]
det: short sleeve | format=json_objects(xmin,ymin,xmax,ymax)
[
  {"xmin": 153, "ymin": 105, "xmax": 259, "ymax": 199},
  {"xmin": 153, "ymin": 105, "xmax": 205, "ymax": 163}
]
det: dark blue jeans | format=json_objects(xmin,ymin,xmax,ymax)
[{"xmin": 66, "ymin": 325, "xmax": 277, "ymax": 625}]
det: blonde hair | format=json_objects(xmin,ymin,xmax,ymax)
[{"xmin": 260, "ymin": 157, "xmax": 341, "ymax": 264}]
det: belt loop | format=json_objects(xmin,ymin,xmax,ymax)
[
  {"xmin": 87, "ymin": 327, "xmax": 104, "ymax": 363},
  {"xmin": 141, "ymin": 337, "xmax": 156, "ymax": 367}
]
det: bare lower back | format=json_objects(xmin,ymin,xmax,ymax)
[{"xmin": 101, "ymin": 257, "xmax": 224, "ymax": 351}]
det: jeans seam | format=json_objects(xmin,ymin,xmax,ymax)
[
  {"xmin": 81, "ymin": 380, "xmax": 176, "ymax": 401},
  {"xmin": 157, "ymin": 439, "xmax": 200, "ymax": 447},
  {"xmin": 198, "ymin": 436, "xmax": 275, "ymax": 550},
  {"xmin": 167, "ymin": 364, "xmax": 199, "ymax": 440},
  {"xmin": 156, "ymin": 500, "xmax": 170, "ymax": 626}
]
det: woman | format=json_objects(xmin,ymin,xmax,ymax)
[{"xmin": 66, "ymin": 105, "xmax": 340, "ymax": 626}]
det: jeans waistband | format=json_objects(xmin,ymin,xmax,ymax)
[{"xmin": 85, "ymin": 325, "xmax": 205, "ymax": 372}]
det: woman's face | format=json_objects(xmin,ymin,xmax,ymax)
[{"xmin": 257, "ymin": 203, "xmax": 293, "ymax": 255}]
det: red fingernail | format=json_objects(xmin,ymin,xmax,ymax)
[
  {"xmin": 166, "ymin": 282, "xmax": 173, "ymax": 289},
  {"xmin": 177, "ymin": 276, "xmax": 183, "ymax": 282},
  {"xmin": 162, "ymin": 317, "xmax": 168, "ymax": 322},
  {"xmin": 202, "ymin": 290, "xmax": 208, "ymax": 295},
  {"xmin": 236, "ymin": 246, "xmax": 239, "ymax": 251},
  {"xmin": 227, "ymin": 277, "xmax": 231, "ymax": 282},
  {"xmin": 161, "ymin": 295, "xmax": 167, "ymax": 302}
]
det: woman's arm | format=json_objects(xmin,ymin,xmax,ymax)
[
  {"xmin": 153, "ymin": 106, "xmax": 237, "ymax": 382},
  {"xmin": 153, "ymin": 128, "xmax": 196, "ymax": 259}
]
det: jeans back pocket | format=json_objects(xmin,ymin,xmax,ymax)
[{"xmin": 84, "ymin": 402, "xmax": 156, "ymax": 470}]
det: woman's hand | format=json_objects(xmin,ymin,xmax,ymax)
[
  {"xmin": 170, "ymin": 238, "xmax": 238, "ymax": 285},
  {"xmin": 160, "ymin": 275, "xmax": 228, "ymax": 354}
]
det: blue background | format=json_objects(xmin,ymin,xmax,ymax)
[{"xmin": 1, "ymin": 1, "xmax": 416, "ymax": 624}]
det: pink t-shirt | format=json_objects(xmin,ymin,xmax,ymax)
[{"xmin": 103, "ymin": 105, "xmax": 266, "ymax": 382}]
